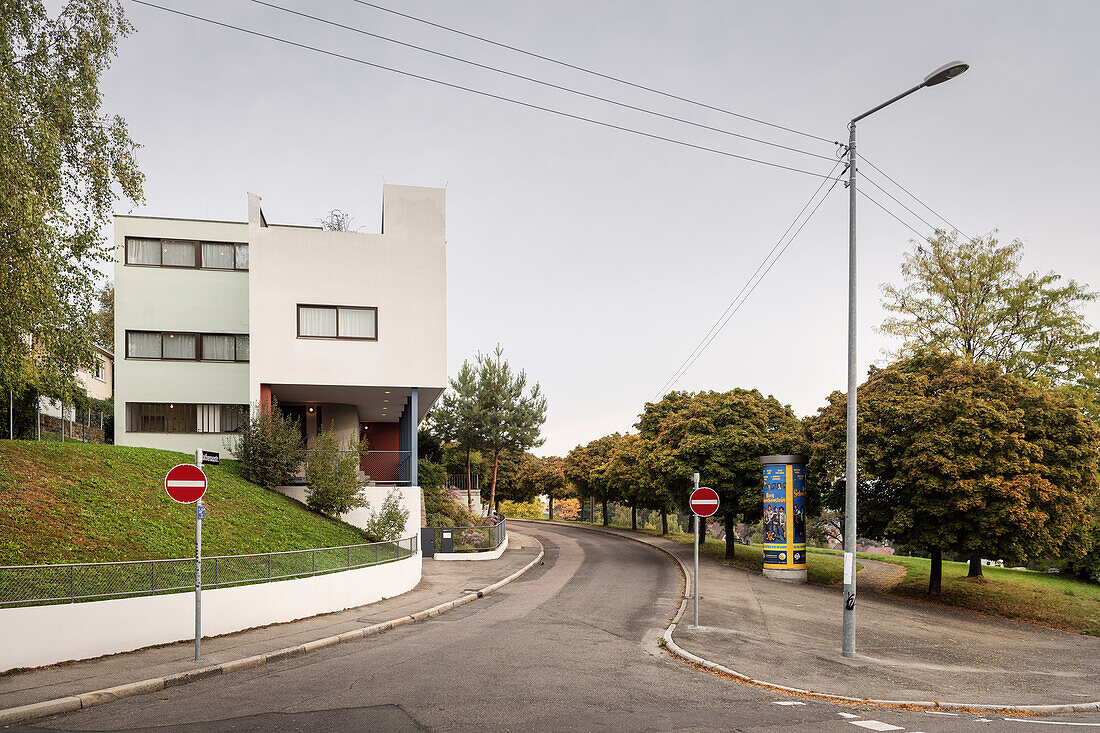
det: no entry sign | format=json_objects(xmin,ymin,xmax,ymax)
[
  {"xmin": 165, "ymin": 464, "xmax": 207, "ymax": 504},
  {"xmin": 689, "ymin": 487, "xmax": 720, "ymax": 517}
]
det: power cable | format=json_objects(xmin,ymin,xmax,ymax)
[
  {"xmin": 653, "ymin": 163, "xmax": 844, "ymax": 400},
  {"xmin": 347, "ymin": 0, "xmax": 838, "ymax": 146},
  {"xmin": 859, "ymin": 173, "xmax": 942, "ymax": 234},
  {"xmin": 129, "ymin": 0, "xmax": 841, "ymax": 181},
  {"xmin": 249, "ymin": 0, "xmax": 837, "ymax": 163},
  {"xmin": 856, "ymin": 188, "xmax": 931, "ymax": 241},
  {"xmin": 857, "ymin": 152, "xmax": 971, "ymax": 240}
]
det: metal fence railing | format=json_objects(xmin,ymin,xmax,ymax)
[
  {"xmin": 428, "ymin": 518, "xmax": 506, "ymax": 553},
  {"xmin": 0, "ymin": 535, "xmax": 418, "ymax": 608}
]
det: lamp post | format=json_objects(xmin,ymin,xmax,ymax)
[{"xmin": 842, "ymin": 61, "xmax": 968, "ymax": 658}]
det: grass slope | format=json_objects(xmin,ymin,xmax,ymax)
[{"xmin": 0, "ymin": 441, "xmax": 369, "ymax": 565}]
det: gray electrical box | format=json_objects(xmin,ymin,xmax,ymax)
[{"xmin": 441, "ymin": 529, "xmax": 453, "ymax": 553}]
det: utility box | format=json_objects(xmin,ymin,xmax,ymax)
[
  {"xmin": 440, "ymin": 528, "xmax": 454, "ymax": 554},
  {"xmin": 759, "ymin": 454, "xmax": 808, "ymax": 584}
]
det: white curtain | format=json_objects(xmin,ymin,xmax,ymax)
[
  {"xmin": 234, "ymin": 243, "xmax": 249, "ymax": 270},
  {"xmin": 163, "ymin": 333, "xmax": 196, "ymax": 359},
  {"xmin": 127, "ymin": 238, "xmax": 160, "ymax": 265},
  {"xmin": 202, "ymin": 243, "xmax": 235, "ymax": 269},
  {"xmin": 202, "ymin": 334, "xmax": 235, "ymax": 360},
  {"xmin": 235, "ymin": 335, "xmax": 250, "ymax": 361},
  {"xmin": 127, "ymin": 331, "xmax": 161, "ymax": 358},
  {"xmin": 338, "ymin": 308, "xmax": 376, "ymax": 338},
  {"xmin": 162, "ymin": 241, "xmax": 195, "ymax": 267},
  {"xmin": 299, "ymin": 307, "xmax": 336, "ymax": 337}
]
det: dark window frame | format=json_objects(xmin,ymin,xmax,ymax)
[
  {"xmin": 296, "ymin": 304, "xmax": 378, "ymax": 341},
  {"xmin": 125, "ymin": 330, "xmax": 250, "ymax": 362},
  {"xmin": 124, "ymin": 237, "xmax": 248, "ymax": 271},
  {"xmin": 126, "ymin": 402, "xmax": 250, "ymax": 434}
]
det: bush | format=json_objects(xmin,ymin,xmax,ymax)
[
  {"xmin": 554, "ymin": 498, "xmax": 580, "ymax": 521},
  {"xmin": 361, "ymin": 489, "xmax": 410, "ymax": 541},
  {"xmin": 500, "ymin": 499, "xmax": 543, "ymax": 519},
  {"xmin": 305, "ymin": 429, "xmax": 366, "ymax": 517},
  {"xmin": 423, "ymin": 482, "xmax": 485, "ymax": 527},
  {"xmin": 227, "ymin": 399, "xmax": 303, "ymax": 489},
  {"xmin": 418, "ymin": 457, "xmax": 447, "ymax": 491}
]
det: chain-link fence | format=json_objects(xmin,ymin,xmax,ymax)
[{"xmin": 0, "ymin": 535, "xmax": 417, "ymax": 608}]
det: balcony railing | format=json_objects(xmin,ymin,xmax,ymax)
[{"xmin": 297, "ymin": 449, "xmax": 413, "ymax": 485}]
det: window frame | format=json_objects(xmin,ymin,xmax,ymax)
[
  {"xmin": 124, "ymin": 237, "xmax": 248, "ymax": 271},
  {"xmin": 126, "ymin": 402, "xmax": 250, "ymax": 434},
  {"xmin": 125, "ymin": 330, "xmax": 250, "ymax": 362},
  {"xmin": 296, "ymin": 304, "xmax": 378, "ymax": 341}
]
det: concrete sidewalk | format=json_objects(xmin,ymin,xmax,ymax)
[
  {"xmin": 552, "ymin": 523, "xmax": 1100, "ymax": 710},
  {"xmin": 0, "ymin": 532, "xmax": 541, "ymax": 714}
]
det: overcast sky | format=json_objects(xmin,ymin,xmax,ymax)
[{"xmin": 102, "ymin": 0, "xmax": 1100, "ymax": 456}]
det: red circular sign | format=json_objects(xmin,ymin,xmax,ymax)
[
  {"xmin": 689, "ymin": 487, "xmax": 720, "ymax": 517},
  {"xmin": 164, "ymin": 464, "xmax": 207, "ymax": 504}
]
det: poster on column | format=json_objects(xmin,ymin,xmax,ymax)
[{"xmin": 762, "ymin": 462, "xmax": 807, "ymax": 569}]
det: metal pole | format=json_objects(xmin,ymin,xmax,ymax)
[
  {"xmin": 692, "ymin": 472, "xmax": 700, "ymax": 628},
  {"xmin": 9, "ymin": 389, "xmax": 12, "ymax": 440},
  {"xmin": 843, "ymin": 121, "xmax": 858, "ymax": 658},
  {"xmin": 195, "ymin": 449, "xmax": 203, "ymax": 662}
]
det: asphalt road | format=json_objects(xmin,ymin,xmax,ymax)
[{"xmin": 14, "ymin": 523, "xmax": 1100, "ymax": 732}]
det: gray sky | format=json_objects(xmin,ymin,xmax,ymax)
[{"xmin": 102, "ymin": 0, "xmax": 1100, "ymax": 456}]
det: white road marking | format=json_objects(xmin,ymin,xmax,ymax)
[
  {"xmin": 925, "ymin": 711, "xmax": 960, "ymax": 716},
  {"xmin": 849, "ymin": 721, "xmax": 904, "ymax": 731},
  {"xmin": 1003, "ymin": 720, "xmax": 1100, "ymax": 727},
  {"xmin": 773, "ymin": 701, "xmax": 807, "ymax": 706},
  {"xmin": 838, "ymin": 712, "xmax": 861, "ymax": 719}
]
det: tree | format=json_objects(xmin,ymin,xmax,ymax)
[
  {"xmin": 319, "ymin": 209, "xmax": 356, "ymax": 231},
  {"xmin": 474, "ymin": 346, "xmax": 547, "ymax": 518},
  {"xmin": 89, "ymin": 283, "xmax": 114, "ymax": 352},
  {"xmin": 603, "ymin": 433, "xmax": 665, "ymax": 531},
  {"xmin": 807, "ymin": 352, "xmax": 1100, "ymax": 594},
  {"xmin": 1, "ymin": 1, "xmax": 143, "ymax": 403},
  {"xmin": 520, "ymin": 455, "xmax": 568, "ymax": 519},
  {"xmin": 227, "ymin": 399, "xmax": 303, "ymax": 489},
  {"xmin": 305, "ymin": 429, "xmax": 367, "ymax": 517},
  {"xmin": 637, "ymin": 390, "xmax": 804, "ymax": 557},
  {"xmin": 483, "ymin": 449, "xmax": 536, "ymax": 508},
  {"xmin": 431, "ymin": 360, "xmax": 483, "ymax": 512},
  {"xmin": 881, "ymin": 233, "xmax": 1100, "ymax": 414},
  {"xmin": 564, "ymin": 434, "xmax": 622, "ymax": 526}
]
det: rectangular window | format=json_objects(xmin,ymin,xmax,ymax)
[
  {"xmin": 126, "ymin": 238, "xmax": 161, "ymax": 265},
  {"xmin": 163, "ymin": 332, "xmax": 196, "ymax": 360},
  {"xmin": 127, "ymin": 331, "xmax": 162, "ymax": 359},
  {"xmin": 202, "ymin": 242, "xmax": 235, "ymax": 269},
  {"xmin": 235, "ymin": 334, "xmax": 250, "ymax": 362},
  {"xmin": 235, "ymin": 243, "xmax": 249, "ymax": 270},
  {"xmin": 298, "ymin": 306, "xmax": 338, "ymax": 338},
  {"xmin": 93, "ymin": 359, "xmax": 106, "ymax": 380},
  {"xmin": 298, "ymin": 305, "xmax": 377, "ymax": 340},
  {"xmin": 127, "ymin": 403, "xmax": 249, "ymax": 433},
  {"xmin": 125, "ymin": 331, "xmax": 249, "ymax": 362},
  {"xmin": 202, "ymin": 334, "xmax": 235, "ymax": 361},
  {"xmin": 161, "ymin": 240, "xmax": 196, "ymax": 267}
]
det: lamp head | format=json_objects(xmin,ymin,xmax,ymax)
[{"xmin": 924, "ymin": 61, "xmax": 969, "ymax": 87}]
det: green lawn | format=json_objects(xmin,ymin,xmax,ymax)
[{"xmin": 0, "ymin": 440, "xmax": 371, "ymax": 565}]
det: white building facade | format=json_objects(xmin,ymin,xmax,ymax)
[{"xmin": 113, "ymin": 185, "xmax": 447, "ymax": 486}]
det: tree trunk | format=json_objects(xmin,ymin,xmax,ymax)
[
  {"xmin": 601, "ymin": 499, "xmax": 609, "ymax": 526},
  {"xmin": 928, "ymin": 547, "xmax": 942, "ymax": 596},
  {"xmin": 548, "ymin": 495, "xmax": 554, "ymax": 521},
  {"xmin": 967, "ymin": 551, "xmax": 984, "ymax": 578},
  {"xmin": 631, "ymin": 505, "xmax": 637, "ymax": 530},
  {"xmin": 725, "ymin": 512, "xmax": 735, "ymax": 560},
  {"xmin": 661, "ymin": 508, "xmax": 668, "ymax": 535},
  {"xmin": 464, "ymin": 447, "xmax": 473, "ymax": 513},
  {"xmin": 487, "ymin": 450, "xmax": 500, "ymax": 520}
]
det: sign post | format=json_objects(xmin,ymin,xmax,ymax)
[
  {"xmin": 688, "ymin": 481, "xmax": 720, "ymax": 629},
  {"xmin": 165, "ymin": 458, "xmax": 208, "ymax": 662}
]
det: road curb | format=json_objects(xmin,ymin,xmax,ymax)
[
  {"xmin": 0, "ymin": 538, "xmax": 545, "ymax": 728},
  {"xmin": 520, "ymin": 520, "xmax": 1100, "ymax": 716}
]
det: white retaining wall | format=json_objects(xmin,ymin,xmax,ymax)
[
  {"xmin": 274, "ymin": 485, "xmax": 422, "ymax": 543},
  {"xmin": 433, "ymin": 534, "xmax": 509, "ymax": 561},
  {"xmin": 0, "ymin": 551, "xmax": 420, "ymax": 672}
]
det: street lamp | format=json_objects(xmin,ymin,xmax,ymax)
[{"xmin": 842, "ymin": 61, "xmax": 968, "ymax": 659}]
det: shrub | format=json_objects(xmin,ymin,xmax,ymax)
[
  {"xmin": 305, "ymin": 429, "xmax": 367, "ymax": 517},
  {"xmin": 500, "ymin": 499, "xmax": 543, "ymax": 519},
  {"xmin": 361, "ymin": 489, "xmax": 410, "ymax": 541},
  {"xmin": 423, "ymin": 482, "xmax": 486, "ymax": 527},
  {"xmin": 554, "ymin": 498, "xmax": 580, "ymax": 521},
  {"xmin": 227, "ymin": 399, "xmax": 303, "ymax": 489}
]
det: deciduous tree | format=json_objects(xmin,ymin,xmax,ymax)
[{"xmin": 564, "ymin": 434, "xmax": 622, "ymax": 526}]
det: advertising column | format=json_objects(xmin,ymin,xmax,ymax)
[{"xmin": 759, "ymin": 454, "xmax": 807, "ymax": 584}]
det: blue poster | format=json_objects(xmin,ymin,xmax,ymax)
[{"xmin": 762, "ymin": 462, "xmax": 807, "ymax": 569}]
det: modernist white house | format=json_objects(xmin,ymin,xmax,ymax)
[{"xmin": 112, "ymin": 184, "xmax": 447, "ymax": 486}]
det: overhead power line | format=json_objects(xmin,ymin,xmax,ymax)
[
  {"xmin": 249, "ymin": 0, "xmax": 837, "ymax": 163},
  {"xmin": 130, "ymin": 1, "xmax": 841, "ymax": 181},
  {"xmin": 347, "ymin": 0, "xmax": 838, "ymax": 146},
  {"xmin": 857, "ymin": 152, "xmax": 972, "ymax": 240},
  {"xmin": 856, "ymin": 188, "xmax": 931, "ymax": 241},
  {"xmin": 653, "ymin": 160, "xmax": 845, "ymax": 400},
  {"xmin": 859, "ymin": 173, "xmax": 942, "ymax": 234}
]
